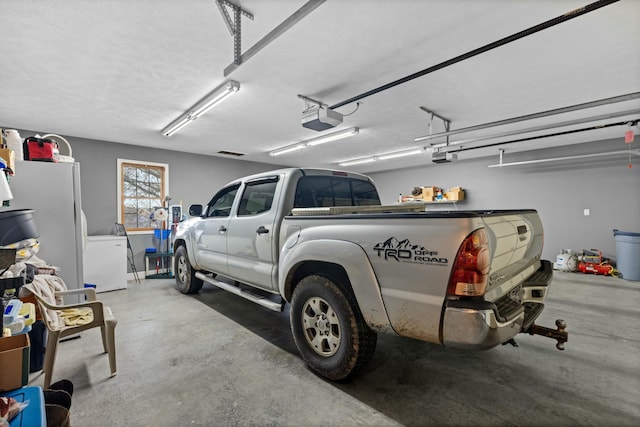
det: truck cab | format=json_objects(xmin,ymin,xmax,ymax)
[{"xmin": 175, "ymin": 168, "xmax": 380, "ymax": 293}]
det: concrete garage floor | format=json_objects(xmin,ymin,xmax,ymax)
[{"xmin": 28, "ymin": 272, "xmax": 640, "ymax": 426}]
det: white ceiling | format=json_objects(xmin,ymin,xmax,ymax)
[{"xmin": 1, "ymin": 0, "xmax": 639, "ymax": 173}]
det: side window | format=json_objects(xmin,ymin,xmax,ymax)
[
  {"xmin": 206, "ymin": 184, "xmax": 239, "ymax": 218},
  {"xmin": 237, "ymin": 178, "xmax": 278, "ymax": 217}
]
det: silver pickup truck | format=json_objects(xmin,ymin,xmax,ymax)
[{"xmin": 173, "ymin": 168, "xmax": 567, "ymax": 380}]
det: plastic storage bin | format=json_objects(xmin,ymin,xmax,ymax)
[
  {"xmin": 613, "ymin": 229, "xmax": 640, "ymax": 281},
  {"xmin": 2, "ymin": 300, "xmax": 22, "ymax": 324},
  {"xmin": 152, "ymin": 229, "xmax": 171, "ymax": 252},
  {"xmin": 0, "ymin": 386, "xmax": 46, "ymax": 426}
]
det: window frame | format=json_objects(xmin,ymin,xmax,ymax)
[
  {"xmin": 237, "ymin": 176, "xmax": 279, "ymax": 217},
  {"xmin": 117, "ymin": 158, "xmax": 170, "ymax": 234}
]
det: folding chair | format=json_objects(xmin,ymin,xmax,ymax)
[{"xmin": 114, "ymin": 223, "xmax": 140, "ymax": 283}]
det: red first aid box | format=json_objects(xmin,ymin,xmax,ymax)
[{"xmin": 23, "ymin": 137, "xmax": 60, "ymax": 162}]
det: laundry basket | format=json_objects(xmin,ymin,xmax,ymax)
[{"xmin": 41, "ymin": 134, "xmax": 74, "ymax": 162}]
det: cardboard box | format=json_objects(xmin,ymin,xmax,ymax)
[
  {"xmin": 413, "ymin": 186, "xmax": 437, "ymax": 201},
  {"xmin": 0, "ymin": 148, "xmax": 15, "ymax": 172},
  {"xmin": 0, "ymin": 334, "xmax": 30, "ymax": 392},
  {"xmin": 446, "ymin": 189, "xmax": 465, "ymax": 201}
]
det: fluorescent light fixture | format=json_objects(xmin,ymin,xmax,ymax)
[
  {"xmin": 488, "ymin": 149, "xmax": 640, "ymax": 168},
  {"xmin": 270, "ymin": 144, "xmax": 306, "ymax": 156},
  {"xmin": 162, "ymin": 80, "xmax": 240, "ymax": 137},
  {"xmin": 306, "ymin": 127, "xmax": 359, "ymax": 146},
  {"xmin": 339, "ymin": 147, "xmax": 427, "ymax": 166},
  {"xmin": 269, "ymin": 127, "xmax": 359, "ymax": 156},
  {"xmin": 339, "ymin": 157, "xmax": 378, "ymax": 167},
  {"xmin": 162, "ymin": 116, "xmax": 193, "ymax": 137},
  {"xmin": 378, "ymin": 148, "xmax": 425, "ymax": 160}
]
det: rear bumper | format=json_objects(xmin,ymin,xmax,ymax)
[
  {"xmin": 441, "ymin": 260, "xmax": 552, "ymax": 350},
  {"xmin": 442, "ymin": 307, "xmax": 524, "ymax": 350}
]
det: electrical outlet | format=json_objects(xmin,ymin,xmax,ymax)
[{"xmin": 584, "ymin": 209, "xmax": 590, "ymax": 216}]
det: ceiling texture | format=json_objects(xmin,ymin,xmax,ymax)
[{"xmin": 1, "ymin": 0, "xmax": 639, "ymax": 173}]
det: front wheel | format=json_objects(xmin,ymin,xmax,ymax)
[
  {"xmin": 174, "ymin": 245, "xmax": 203, "ymax": 294},
  {"xmin": 290, "ymin": 274, "xmax": 377, "ymax": 381}
]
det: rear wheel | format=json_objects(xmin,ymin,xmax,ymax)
[
  {"xmin": 290, "ymin": 274, "xmax": 377, "ymax": 381},
  {"xmin": 174, "ymin": 245, "xmax": 203, "ymax": 294}
]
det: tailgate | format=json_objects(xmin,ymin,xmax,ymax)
[{"xmin": 482, "ymin": 211, "xmax": 545, "ymax": 303}]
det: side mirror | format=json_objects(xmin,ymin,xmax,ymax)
[{"xmin": 188, "ymin": 204, "xmax": 203, "ymax": 216}]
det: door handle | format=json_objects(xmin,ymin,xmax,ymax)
[
  {"xmin": 256, "ymin": 226, "xmax": 269, "ymax": 235},
  {"xmin": 218, "ymin": 226, "xmax": 227, "ymax": 233}
]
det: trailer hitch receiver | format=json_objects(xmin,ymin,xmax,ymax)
[{"xmin": 528, "ymin": 319, "xmax": 568, "ymax": 350}]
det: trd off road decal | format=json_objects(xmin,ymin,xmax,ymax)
[{"xmin": 373, "ymin": 237, "xmax": 448, "ymax": 266}]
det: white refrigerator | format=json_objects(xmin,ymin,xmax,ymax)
[{"xmin": 8, "ymin": 160, "xmax": 84, "ymax": 296}]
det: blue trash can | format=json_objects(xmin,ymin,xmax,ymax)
[{"xmin": 613, "ymin": 229, "xmax": 640, "ymax": 281}]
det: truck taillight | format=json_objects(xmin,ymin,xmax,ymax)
[{"xmin": 448, "ymin": 228, "xmax": 490, "ymax": 297}]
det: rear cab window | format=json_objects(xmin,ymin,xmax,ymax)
[{"xmin": 294, "ymin": 176, "xmax": 381, "ymax": 208}]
